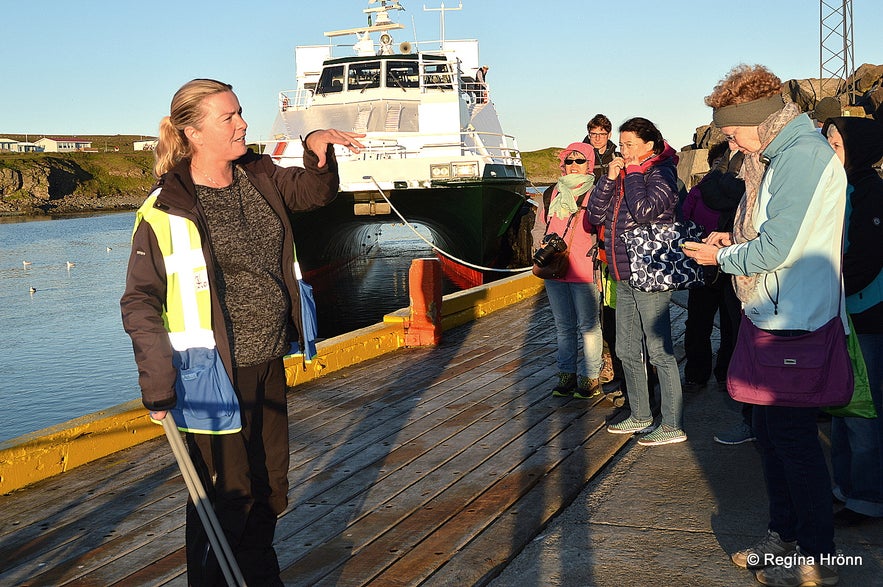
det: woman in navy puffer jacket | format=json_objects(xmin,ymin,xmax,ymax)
[{"xmin": 586, "ymin": 117, "xmax": 686, "ymax": 446}]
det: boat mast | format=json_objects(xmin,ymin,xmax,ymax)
[
  {"xmin": 423, "ymin": 1, "xmax": 462, "ymax": 49},
  {"xmin": 325, "ymin": 1, "xmax": 405, "ymax": 40}
]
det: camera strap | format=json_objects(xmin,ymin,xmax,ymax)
[{"xmin": 542, "ymin": 190, "xmax": 587, "ymax": 240}]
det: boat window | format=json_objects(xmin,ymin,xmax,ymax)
[
  {"xmin": 422, "ymin": 63, "xmax": 453, "ymax": 90},
  {"xmin": 386, "ymin": 61, "xmax": 419, "ymax": 89},
  {"xmin": 348, "ymin": 61, "xmax": 382, "ymax": 91},
  {"xmin": 317, "ymin": 65, "xmax": 345, "ymax": 94}
]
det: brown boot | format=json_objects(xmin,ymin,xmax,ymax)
[
  {"xmin": 552, "ymin": 373, "xmax": 577, "ymax": 397},
  {"xmin": 574, "ymin": 376, "xmax": 602, "ymax": 399},
  {"xmin": 599, "ymin": 351, "xmax": 615, "ymax": 383}
]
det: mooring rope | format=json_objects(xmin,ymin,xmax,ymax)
[{"xmin": 364, "ymin": 176, "xmax": 534, "ymax": 273}]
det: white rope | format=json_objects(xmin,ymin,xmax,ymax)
[{"xmin": 363, "ymin": 176, "xmax": 533, "ymax": 273}]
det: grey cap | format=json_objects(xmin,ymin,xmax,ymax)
[{"xmin": 813, "ymin": 97, "xmax": 841, "ymax": 123}]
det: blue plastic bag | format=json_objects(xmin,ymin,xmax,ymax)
[{"xmin": 171, "ymin": 347, "xmax": 242, "ymax": 434}]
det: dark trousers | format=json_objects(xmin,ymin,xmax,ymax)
[
  {"xmin": 684, "ymin": 274, "xmax": 738, "ymax": 383},
  {"xmin": 186, "ymin": 358, "xmax": 290, "ymax": 586},
  {"xmin": 752, "ymin": 404, "xmax": 835, "ymax": 557}
]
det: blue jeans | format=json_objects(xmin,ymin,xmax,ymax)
[
  {"xmin": 753, "ymin": 404, "xmax": 835, "ymax": 556},
  {"xmin": 615, "ymin": 282, "xmax": 683, "ymax": 429},
  {"xmin": 544, "ymin": 280, "xmax": 603, "ymax": 378},
  {"xmin": 831, "ymin": 332, "xmax": 883, "ymax": 517}
]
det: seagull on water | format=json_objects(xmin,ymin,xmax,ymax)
[
  {"xmin": 23, "ymin": 261, "xmax": 32, "ymax": 267},
  {"xmin": 106, "ymin": 246, "xmax": 112, "ymax": 252},
  {"xmin": 66, "ymin": 261, "xmax": 75, "ymax": 269},
  {"xmin": 29, "ymin": 287, "xmax": 36, "ymax": 294}
]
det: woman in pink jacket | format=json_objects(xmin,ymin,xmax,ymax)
[{"xmin": 534, "ymin": 142, "xmax": 603, "ymax": 398}]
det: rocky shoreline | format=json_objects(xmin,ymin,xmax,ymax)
[{"xmin": 0, "ymin": 153, "xmax": 154, "ymax": 217}]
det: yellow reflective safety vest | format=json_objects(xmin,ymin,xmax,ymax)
[
  {"xmin": 134, "ymin": 190, "xmax": 215, "ymax": 351},
  {"xmin": 133, "ymin": 190, "xmax": 242, "ymax": 435}
]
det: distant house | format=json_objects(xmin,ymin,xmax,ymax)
[
  {"xmin": 35, "ymin": 137, "xmax": 93, "ymax": 153},
  {"xmin": 0, "ymin": 137, "xmax": 17, "ymax": 151},
  {"xmin": 12, "ymin": 141, "xmax": 42, "ymax": 153},
  {"xmin": 134, "ymin": 139, "xmax": 158, "ymax": 151}
]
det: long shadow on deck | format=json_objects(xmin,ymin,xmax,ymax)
[{"xmin": 269, "ymin": 291, "xmax": 630, "ymax": 585}]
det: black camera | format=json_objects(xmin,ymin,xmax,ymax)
[{"xmin": 533, "ymin": 233, "xmax": 568, "ymax": 266}]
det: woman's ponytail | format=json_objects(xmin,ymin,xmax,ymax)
[{"xmin": 152, "ymin": 79, "xmax": 233, "ymax": 178}]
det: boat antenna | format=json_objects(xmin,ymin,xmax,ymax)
[{"xmin": 423, "ymin": 1, "xmax": 462, "ymax": 49}]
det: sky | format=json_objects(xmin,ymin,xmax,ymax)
[{"xmin": 2, "ymin": 1, "xmax": 881, "ymax": 152}]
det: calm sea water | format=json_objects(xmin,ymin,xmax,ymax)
[
  {"xmin": 0, "ymin": 212, "xmax": 138, "ymax": 442},
  {"xmin": 0, "ymin": 213, "xmax": 446, "ymax": 443}
]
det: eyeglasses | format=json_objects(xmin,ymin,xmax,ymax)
[
  {"xmin": 588, "ymin": 132, "xmax": 609, "ymax": 138},
  {"xmin": 564, "ymin": 158, "xmax": 587, "ymax": 165}
]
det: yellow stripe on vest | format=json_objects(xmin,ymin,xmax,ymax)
[{"xmin": 135, "ymin": 192, "xmax": 215, "ymax": 350}]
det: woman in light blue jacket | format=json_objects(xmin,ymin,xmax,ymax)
[{"xmin": 684, "ymin": 64, "xmax": 847, "ymax": 587}]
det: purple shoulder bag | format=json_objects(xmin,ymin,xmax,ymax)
[{"xmin": 726, "ymin": 312, "xmax": 853, "ymax": 407}]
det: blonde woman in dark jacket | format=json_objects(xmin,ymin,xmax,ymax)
[{"xmin": 121, "ymin": 78, "xmax": 363, "ymax": 585}]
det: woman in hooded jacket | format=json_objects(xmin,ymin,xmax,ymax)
[
  {"xmin": 586, "ymin": 117, "xmax": 686, "ymax": 446},
  {"xmin": 534, "ymin": 142, "xmax": 604, "ymax": 399},
  {"xmin": 823, "ymin": 115, "xmax": 883, "ymax": 527}
]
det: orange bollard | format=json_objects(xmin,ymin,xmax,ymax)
[{"xmin": 406, "ymin": 258, "xmax": 442, "ymax": 346}]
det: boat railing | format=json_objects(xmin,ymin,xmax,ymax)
[
  {"xmin": 261, "ymin": 130, "xmax": 520, "ymax": 166},
  {"xmin": 279, "ymin": 89, "xmax": 313, "ymax": 111},
  {"xmin": 459, "ymin": 79, "xmax": 489, "ymax": 104}
]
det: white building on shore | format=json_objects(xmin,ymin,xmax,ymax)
[
  {"xmin": 35, "ymin": 137, "xmax": 93, "ymax": 153},
  {"xmin": 133, "ymin": 139, "xmax": 158, "ymax": 151},
  {"xmin": 0, "ymin": 138, "xmax": 43, "ymax": 152}
]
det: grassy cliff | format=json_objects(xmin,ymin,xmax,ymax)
[{"xmin": 521, "ymin": 147, "xmax": 562, "ymax": 185}]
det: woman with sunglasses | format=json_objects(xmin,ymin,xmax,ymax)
[
  {"xmin": 534, "ymin": 142, "xmax": 604, "ymax": 399},
  {"xmin": 586, "ymin": 117, "xmax": 686, "ymax": 446}
]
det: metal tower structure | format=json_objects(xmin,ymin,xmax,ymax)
[{"xmin": 819, "ymin": 0, "xmax": 856, "ymax": 104}]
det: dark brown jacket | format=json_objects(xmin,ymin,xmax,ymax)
[{"xmin": 120, "ymin": 146, "xmax": 338, "ymax": 411}]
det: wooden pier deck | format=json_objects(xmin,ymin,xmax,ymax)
[{"xmin": 0, "ymin": 293, "xmax": 684, "ymax": 586}]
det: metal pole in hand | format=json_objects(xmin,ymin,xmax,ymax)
[{"xmin": 161, "ymin": 414, "xmax": 247, "ymax": 587}]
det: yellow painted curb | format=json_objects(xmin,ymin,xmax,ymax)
[
  {"xmin": 0, "ymin": 271, "xmax": 544, "ymax": 494},
  {"xmin": 0, "ymin": 400, "xmax": 164, "ymax": 494}
]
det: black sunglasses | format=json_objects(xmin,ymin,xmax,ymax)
[{"xmin": 564, "ymin": 158, "xmax": 587, "ymax": 165}]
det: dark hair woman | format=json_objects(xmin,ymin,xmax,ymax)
[{"xmin": 586, "ymin": 116, "xmax": 686, "ymax": 446}]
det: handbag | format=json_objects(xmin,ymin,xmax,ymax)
[
  {"xmin": 532, "ymin": 248, "xmax": 570, "ymax": 279},
  {"xmin": 824, "ymin": 315, "xmax": 876, "ymax": 418},
  {"xmin": 727, "ymin": 313, "xmax": 853, "ymax": 407},
  {"xmin": 619, "ymin": 220, "xmax": 706, "ymax": 292}
]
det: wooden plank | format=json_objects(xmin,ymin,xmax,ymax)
[
  {"xmin": 280, "ymin": 345, "xmax": 547, "ymax": 506},
  {"xmin": 0, "ymin": 492, "xmax": 186, "ymax": 585},
  {"xmin": 278, "ymin": 387, "xmax": 607, "ymax": 584},
  {"xmin": 3, "ymin": 293, "xmax": 641, "ymax": 587},
  {"xmin": 325, "ymin": 398, "xmax": 620, "ymax": 586},
  {"xmin": 275, "ymin": 361, "xmax": 559, "ymax": 574},
  {"xmin": 419, "ymin": 405, "xmax": 631, "ymax": 586},
  {"xmin": 0, "ymin": 437, "xmax": 173, "ymax": 531}
]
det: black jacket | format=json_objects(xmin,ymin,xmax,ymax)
[
  {"xmin": 120, "ymin": 146, "xmax": 339, "ymax": 410},
  {"xmin": 824, "ymin": 116, "xmax": 883, "ymax": 333}
]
